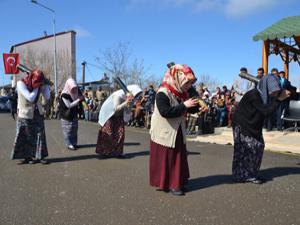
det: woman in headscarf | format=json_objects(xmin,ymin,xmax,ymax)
[
  {"xmin": 59, "ymin": 78, "xmax": 84, "ymax": 150},
  {"xmin": 232, "ymin": 74, "xmax": 290, "ymax": 184},
  {"xmin": 149, "ymin": 64, "xmax": 199, "ymax": 196},
  {"xmin": 11, "ymin": 69, "xmax": 50, "ymax": 164},
  {"xmin": 96, "ymin": 84, "xmax": 142, "ymax": 158}
]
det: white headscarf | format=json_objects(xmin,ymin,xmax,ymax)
[
  {"xmin": 62, "ymin": 78, "xmax": 78, "ymax": 100},
  {"xmin": 98, "ymin": 84, "xmax": 142, "ymax": 126}
]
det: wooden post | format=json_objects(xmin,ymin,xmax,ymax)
[
  {"xmin": 262, "ymin": 40, "xmax": 269, "ymax": 75},
  {"xmin": 284, "ymin": 50, "xmax": 289, "ymax": 79}
]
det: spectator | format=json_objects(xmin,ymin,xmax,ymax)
[
  {"xmin": 276, "ymin": 71, "xmax": 291, "ymax": 131},
  {"xmin": 232, "ymin": 67, "xmax": 255, "ymax": 104},
  {"xmin": 8, "ymin": 87, "xmax": 18, "ymax": 120},
  {"xmin": 265, "ymin": 68, "xmax": 280, "ymax": 131},
  {"xmin": 96, "ymin": 86, "xmax": 108, "ymax": 107},
  {"xmin": 257, "ymin": 67, "xmax": 264, "ymax": 79}
]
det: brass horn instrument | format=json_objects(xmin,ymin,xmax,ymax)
[
  {"xmin": 239, "ymin": 72, "xmax": 260, "ymax": 84},
  {"xmin": 16, "ymin": 64, "xmax": 52, "ymax": 86}
]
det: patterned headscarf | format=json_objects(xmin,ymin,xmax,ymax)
[
  {"xmin": 161, "ymin": 64, "xmax": 197, "ymax": 100},
  {"xmin": 21, "ymin": 69, "xmax": 45, "ymax": 92},
  {"xmin": 62, "ymin": 78, "xmax": 78, "ymax": 100},
  {"xmin": 257, "ymin": 74, "xmax": 281, "ymax": 105}
]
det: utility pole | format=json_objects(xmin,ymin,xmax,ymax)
[
  {"xmin": 31, "ymin": 0, "xmax": 58, "ymax": 96},
  {"xmin": 82, "ymin": 61, "xmax": 87, "ymax": 84}
]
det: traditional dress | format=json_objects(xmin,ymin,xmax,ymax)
[
  {"xmin": 149, "ymin": 64, "xmax": 198, "ymax": 195},
  {"xmin": 59, "ymin": 78, "xmax": 81, "ymax": 150},
  {"xmin": 232, "ymin": 74, "xmax": 281, "ymax": 182},
  {"xmin": 96, "ymin": 85, "xmax": 142, "ymax": 157},
  {"xmin": 11, "ymin": 70, "xmax": 50, "ymax": 163}
]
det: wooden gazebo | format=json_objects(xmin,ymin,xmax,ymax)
[{"xmin": 253, "ymin": 16, "xmax": 300, "ymax": 79}]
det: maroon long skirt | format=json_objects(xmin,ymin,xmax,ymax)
[
  {"xmin": 149, "ymin": 129, "xmax": 190, "ymax": 190},
  {"xmin": 95, "ymin": 115, "xmax": 125, "ymax": 157}
]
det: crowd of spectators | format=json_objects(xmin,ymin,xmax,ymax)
[{"xmin": 2, "ymin": 66, "xmax": 299, "ymax": 134}]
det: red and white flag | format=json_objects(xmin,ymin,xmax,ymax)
[{"xmin": 3, "ymin": 53, "xmax": 19, "ymax": 74}]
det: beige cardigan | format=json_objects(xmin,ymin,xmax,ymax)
[
  {"xmin": 150, "ymin": 87, "xmax": 186, "ymax": 148},
  {"xmin": 17, "ymin": 91, "xmax": 44, "ymax": 119}
]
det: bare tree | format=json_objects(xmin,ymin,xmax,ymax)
[
  {"xmin": 198, "ymin": 74, "xmax": 221, "ymax": 91},
  {"xmin": 95, "ymin": 42, "xmax": 131, "ymax": 84},
  {"xmin": 144, "ymin": 74, "xmax": 162, "ymax": 90},
  {"xmin": 128, "ymin": 58, "xmax": 154, "ymax": 88},
  {"xmin": 96, "ymin": 42, "xmax": 156, "ymax": 89}
]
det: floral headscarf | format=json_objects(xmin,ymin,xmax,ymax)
[
  {"xmin": 161, "ymin": 64, "xmax": 197, "ymax": 100},
  {"xmin": 62, "ymin": 78, "xmax": 78, "ymax": 100},
  {"xmin": 21, "ymin": 69, "xmax": 45, "ymax": 92}
]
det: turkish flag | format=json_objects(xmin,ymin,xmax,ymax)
[{"xmin": 3, "ymin": 53, "xmax": 19, "ymax": 74}]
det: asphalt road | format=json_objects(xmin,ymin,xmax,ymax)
[{"xmin": 0, "ymin": 113, "xmax": 299, "ymax": 225}]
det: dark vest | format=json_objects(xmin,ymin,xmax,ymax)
[{"xmin": 59, "ymin": 93, "xmax": 78, "ymax": 121}]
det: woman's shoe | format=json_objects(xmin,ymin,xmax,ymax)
[
  {"xmin": 40, "ymin": 158, "xmax": 49, "ymax": 165},
  {"xmin": 18, "ymin": 158, "xmax": 31, "ymax": 164},
  {"xmin": 170, "ymin": 189, "xmax": 184, "ymax": 196},
  {"xmin": 156, "ymin": 188, "xmax": 169, "ymax": 193},
  {"xmin": 116, "ymin": 154, "xmax": 126, "ymax": 159},
  {"xmin": 28, "ymin": 159, "xmax": 37, "ymax": 164},
  {"xmin": 67, "ymin": 145, "xmax": 76, "ymax": 150},
  {"xmin": 245, "ymin": 177, "xmax": 264, "ymax": 184}
]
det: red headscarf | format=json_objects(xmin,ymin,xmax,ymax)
[
  {"xmin": 22, "ymin": 70, "xmax": 45, "ymax": 92},
  {"xmin": 161, "ymin": 64, "xmax": 197, "ymax": 100}
]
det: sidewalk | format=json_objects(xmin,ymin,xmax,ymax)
[{"xmin": 188, "ymin": 127, "xmax": 300, "ymax": 155}]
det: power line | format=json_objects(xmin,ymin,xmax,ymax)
[
  {"xmin": 85, "ymin": 64, "xmax": 97, "ymax": 81},
  {"xmin": 86, "ymin": 61, "xmax": 102, "ymax": 70}
]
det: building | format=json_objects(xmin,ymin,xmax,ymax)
[{"xmin": 9, "ymin": 30, "xmax": 76, "ymax": 91}]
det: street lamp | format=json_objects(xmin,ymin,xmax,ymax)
[{"xmin": 31, "ymin": 0, "xmax": 58, "ymax": 96}]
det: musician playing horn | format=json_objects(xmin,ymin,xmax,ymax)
[
  {"xmin": 96, "ymin": 84, "xmax": 142, "ymax": 158},
  {"xmin": 11, "ymin": 69, "xmax": 50, "ymax": 164},
  {"xmin": 232, "ymin": 73, "xmax": 290, "ymax": 184},
  {"xmin": 149, "ymin": 64, "xmax": 200, "ymax": 196}
]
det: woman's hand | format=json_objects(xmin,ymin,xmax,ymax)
[
  {"xmin": 277, "ymin": 90, "xmax": 291, "ymax": 101},
  {"xmin": 184, "ymin": 98, "xmax": 199, "ymax": 108},
  {"xmin": 78, "ymin": 95, "xmax": 85, "ymax": 101}
]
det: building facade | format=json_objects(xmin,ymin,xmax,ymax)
[{"xmin": 10, "ymin": 30, "xmax": 76, "ymax": 92}]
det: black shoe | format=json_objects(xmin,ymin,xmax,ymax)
[
  {"xmin": 156, "ymin": 188, "xmax": 169, "ymax": 193},
  {"xmin": 170, "ymin": 189, "xmax": 184, "ymax": 196},
  {"xmin": 97, "ymin": 154, "xmax": 110, "ymax": 159},
  {"xmin": 116, "ymin": 154, "xmax": 126, "ymax": 159},
  {"xmin": 18, "ymin": 158, "xmax": 31, "ymax": 164}
]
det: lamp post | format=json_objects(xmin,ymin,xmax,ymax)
[{"xmin": 31, "ymin": 0, "xmax": 58, "ymax": 96}]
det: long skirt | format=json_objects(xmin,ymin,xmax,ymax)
[
  {"xmin": 61, "ymin": 119, "xmax": 78, "ymax": 146},
  {"xmin": 149, "ymin": 129, "xmax": 190, "ymax": 190},
  {"xmin": 95, "ymin": 115, "xmax": 125, "ymax": 157},
  {"xmin": 232, "ymin": 126, "xmax": 265, "ymax": 181},
  {"xmin": 11, "ymin": 110, "xmax": 48, "ymax": 160}
]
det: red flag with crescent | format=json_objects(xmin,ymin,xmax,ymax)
[{"xmin": 3, "ymin": 53, "xmax": 19, "ymax": 74}]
